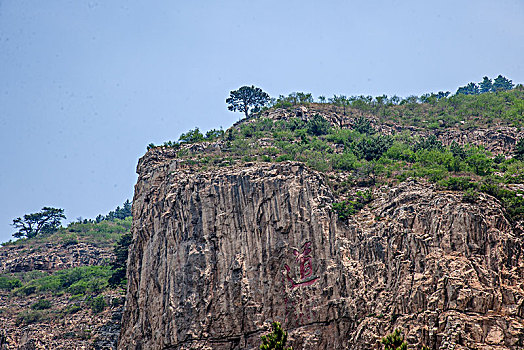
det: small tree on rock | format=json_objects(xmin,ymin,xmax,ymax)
[
  {"xmin": 260, "ymin": 321, "xmax": 292, "ymax": 350},
  {"xmin": 108, "ymin": 232, "xmax": 132, "ymax": 287},
  {"xmin": 12, "ymin": 207, "xmax": 66, "ymax": 239},
  {"xmin": 226, "ymin": 85, "xmax": 270, "ymax": 118},
  {"xmin": 381, "ymin": 329, "xmax": 407, "ymax": 350},
  {"xmin": 381, "ymin": 329, "xmax": 430, "ymax": 350}
]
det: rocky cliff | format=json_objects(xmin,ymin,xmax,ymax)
[{"xmin": 119, "ymin": 150, "xmax": 524, "ymax": 349}]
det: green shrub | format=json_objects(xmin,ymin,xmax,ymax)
[
  {"xmin": 162, "ymin": 140, "xmax": 179, "ymax": 148},
  {"xmin": 16, "ymin": 283, "xmax": 38, "ymax": 296},
  {"xmin": 89, "ymin": 295, "xmax": 106, "ymax": 314},
  {"xmin": 60, "ymin": 234, "xmax": 78, "ymax": 246},
  {"xmin": 63, "ymin": 304, "xmax": 82, "ymax": 314},
  {"xmin": 31, "ymin": 299, "xmax": 52, "ymax": 310},
  {"xmin": 16, "ymin": 310, "xmax": 44, "ymax": 325},
  {"xmin": 67, "ymin": 280, "xmax": 88, "ymax": 295},
  {"xmin": 332, "ymin": 152, "xmax": 359, "ymax": 171},
  {"xmin": 306, "ymin": 114, "xmax": 331, "ymax": 136},
  {"xmin": 354, "ymin": 135, "xmax": 393, "ymax": 161},
  {"xmin": 260, "ymin": 321, "xmax": 292, "ymax": 350},
  {"xmin": 325, "ymin": 128, "xmax": 357, "ymax": 146},
  {"xmin": 381, "ymin": 329, "xmax": 407, "ymax": 350},
  {"xmin": 381, "ymin": 328, "xmax": 430, "ymax": 350},
  {"xmin": 352, "ymin": 116, "xmax": 375, "ymax": 135},
  {"xmin": 466, "ymin": 150, "xmax": 493, "ymax": 176},
  {"xmin": 273, "ymin": 130, "xmax": 294, "ymax": 141},
  {"xmin": 179, "ymin": 127, "xmax": 204, "ymax": 143},
  {"xmin": 15, "ymin": 266, "xmax": 112, "ymax": 296},
  {"xmin": 332, "ymin": 190, "xmax": 373, "ymax": 220},
  {"xmin": 0, "ymin": 275, "xmax": 22, "ymax": 290},
  {"xmin": 275, "ymin": 154, "xmax": 294, "ymax": 162},
  {"xmin": 463, "ymin": 188, "xmax": 479, "ymax": 203},
  {"xmin": 439, "ymin": 176, "xmax": 477, "ymax": 191},
  {"xmin": 204, "ymin": 128, "xmax": 224, "ymax": 141},
  {"xmin": 413, "ymin": 134, "xmax": 442, "ymax": 152},
  {"xmin": 480, "ymin": 181, "xmax": 524, "ymax": 220},
  {"xmin": 280, "ymin": 118, "xmax": 305, "ymax": 131},
  {"xmin": 384, "ymin": 142, "xmax": 415, "ymax": 162},
  {"xmin": 109, "ymin": 232, "xmax": 132, "ymax": 287},
  {"xmin": 304, "ymin": 151, "xmax": 331, "ymax": 172}
]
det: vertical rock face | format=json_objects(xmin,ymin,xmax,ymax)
[{"xmin": 120, "ymin": 152, "xmax": 524, "ymax": 349}]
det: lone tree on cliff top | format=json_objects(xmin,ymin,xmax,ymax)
[
  {"xmin": 226, "ymin": 85, "xmax": 270, "ymax": 118},
  {"xmin": 12, "ymin": 207, "xmax": 66, "ymax": 239}
]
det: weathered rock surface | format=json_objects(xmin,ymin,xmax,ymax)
[
  {"xmin": 0, "ymin": 289, "xmax": 123, "ymax": 350},
  {"xmin": 119, "ymin": 151, "xmax": 524, "ymax": 349},
  {"xmin": 0, "ymin": 242, "xmax": 112, "ymax": 274}
]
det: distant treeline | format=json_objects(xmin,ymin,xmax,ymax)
[
  {"xmin": 456, "ymin": 75, "xmax": 514, "ymax": 95},
  {"xmin": 73, "ymin": 200, "xmax": 132, "ymax": 225},
  {"xmin": 270, "ymin": 75, "xmax": 516, "ymax": 109}
]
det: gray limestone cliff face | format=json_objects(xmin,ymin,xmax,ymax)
[{"xmin": 119, "ymin": 151, "xmax": 524, "ymax": 349}]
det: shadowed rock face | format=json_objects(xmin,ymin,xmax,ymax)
[{"xmin": 119, "ymin": 152, "xmax": 524, "ymax": 349}]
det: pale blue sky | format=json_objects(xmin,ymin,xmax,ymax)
[{"xmin": 1, "ymin": 1, "xmax": 523, "ymax": 242}]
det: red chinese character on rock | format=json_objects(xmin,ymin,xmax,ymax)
[
  {"xmin": 294, "ymin": 241, "xmax": 313, "ymax": 280},
  {"xmin": 283, "ymin": 241, "xmax": 318, "ymax": 289}
]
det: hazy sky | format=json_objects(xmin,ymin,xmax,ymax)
[{"xmin": 1, "ymin": 1, "xmax": 523, "ymax": 242}]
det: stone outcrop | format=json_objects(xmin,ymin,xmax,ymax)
[
  {"xmin": 0, "ymin": 242, "xmax": 112, "ymax": 274},
  {"xmin": 119, "ymin": 150, "xmax": 524, "ymax": 349}
]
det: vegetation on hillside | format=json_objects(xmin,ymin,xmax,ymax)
[
  {"xmin": 3, "ymin": 216, "xmax": 131, "ymax": 248},
  {"xmin": 268, "ymin": 85, "xmax": 523, "ymax": 129},
  {"xmin": 146, "ymin": 79, "xmax": 523, "ymax": 223},
  {"xmin": 150, "ymin": 110, "xmax": 523, "ymax": 221},
  {"xmin": 150, "ymin": 79, "xmax": 522, "ymax": 154},
  {"xmin": 0, "ymin": 201, "xmax": 133, "ymax": 326},
  {"xmin": 0, "ymin": 264, "xmax": 118, "ymax": 325},
  {"xmin": 5, "ymin": 200, "xmax": 132, "ymax": 247}
]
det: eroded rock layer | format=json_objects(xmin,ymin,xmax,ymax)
[{"xmin": 120, "ymin": 153, "xmax": 524, "ymax": 349}]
